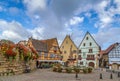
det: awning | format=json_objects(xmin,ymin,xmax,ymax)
[{"xmin": 38, "ymin": 60, "xmax": 63, "ymax": 63}]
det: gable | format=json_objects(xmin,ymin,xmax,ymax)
[
  {"xmin": 79, "ymin": 32, "xmax": 100, "ymax": 48},
  {"xmin": 109, "ymin": 43, "xmax": 120, "ymax": 58},
  {"xmin": 60, "ymin": 35, "xmax": 77, "ymax": 50}
]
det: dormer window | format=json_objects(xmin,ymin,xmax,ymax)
[
  {"xmin": 83, "ymin": 43, "xmax": 86, "ymax": 46},
  {"xmin": 90, "ymin": 42, "xmax": 92, "ymax": 46},
  {"xmin": 79, "ymin": 50, "xmax": 81, "ymax": 53},
  {"xmin": 86, "ymin": 37, "xmax": 89, "ymax": 40}
]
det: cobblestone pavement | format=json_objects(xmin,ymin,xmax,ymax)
[{"xmin": 0, "ymin": 69, "xmax": 120, "ymax": 81}]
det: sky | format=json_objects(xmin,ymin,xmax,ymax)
[{"xmin": 0, "ymin": 0, "xmax": 120, "ymax": 50}]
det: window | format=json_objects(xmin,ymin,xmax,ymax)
[
  {"xmin": 79, "ymin": 50, "xmax": 81, "ymax": 53},
  {"xmin": 83, "ymin": 43, "xmax": 85, "ymax": 46},
  {"xmin": 44, "ymin": 53, "xmax": 48, "ymax": 58},
  {"xmin": 54, "ymin": 46, "xmax": 58, "ymax": 50},
  {"xmin": 87, "ymin": 55, "xmax": 95, "ymax": 60},
  {"xmin": 78, "ymin": 55, "xmax": 82, "ymax": 60},
  {"xmin": 62, "ymin": 46, "xmax": 64, "ymax": 49},
  {"xmin": 86, "ymin": 37, "xmax": 89, "ymax": 40},
  {"xmin": 89, "ymin": 49, "xmax": 93, "ymax": 53},
  {"xmin": 64, "ymin": 51, "xmax": 66, "ymax": 54},
  {"xmin": 90, "ymin": 42, "xmax": 92, "ymax": 46},
  {"xmin": 73, "ymin": 50, "xmax": 76, "ymax": 53},
  {"xmin": 80, "ymin": 62, "xmax": 83, "ymax": 65},
  {"xmin": 38, "ymin": 52, "xmax": 42, "ymax": 56},
  {"xmin": 50, "ymin": 54, "xmax": 55, "ymax": 58},
  {"xmin": 87, "ymin": 55, "xmax": 90, "ymax": 58}
]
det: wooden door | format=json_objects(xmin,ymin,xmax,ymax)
[{"xmin": 89, "ymin": 62, "xmax": 95, "ymax": 67}]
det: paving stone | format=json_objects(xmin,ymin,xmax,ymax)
[{"xmin": 0, "ymin": 69, "xmax": 120, "ymax": 81}]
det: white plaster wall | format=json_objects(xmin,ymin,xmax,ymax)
[{"xmin": 78, "ymin": 33, "xmax": 100, "ymax": 68}]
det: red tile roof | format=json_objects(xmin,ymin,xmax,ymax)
[
  {"xmin": 100, "ymin": 42, "xmax": 119, "ymax": 55},
  {"xmin": 30, "ymin": 38, "xmax": 59, "ymax": 52}
]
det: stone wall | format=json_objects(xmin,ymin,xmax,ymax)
[{"xmin": 0, "ymin": 53, "xmax": 36, "ymax": 76}]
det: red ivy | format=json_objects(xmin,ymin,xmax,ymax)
[
  {"xmin": 6, "ymin": 47, "xmax": 16, "ymax": 56},
  {"xmin": 32, "ymin": 55, "xmax": 37, "ymax": 59},
  {"xmin": 17, "ymin": 44, "xmax": 30, "ymax": 56},
  {"xmin": 29, "ymin": 47, "xmax": 38, "ymax": 55}
]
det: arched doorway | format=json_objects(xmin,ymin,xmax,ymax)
[{"xmin": 89, "ymin": 62, "xmax": 95, "ymax": 67}]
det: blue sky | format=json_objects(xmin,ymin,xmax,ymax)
[{"xmin": 0, "ymin": 0, "xmax": 120, "ymax": 50}]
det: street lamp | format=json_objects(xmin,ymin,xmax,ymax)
[{"xmin": 75, "ymin": 53, "xmax": 78, "ymax": 79}]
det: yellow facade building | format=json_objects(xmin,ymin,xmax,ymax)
[
  {"xmin": 27, "ymin": 37, "xmax": 61, "ymax": 68},
  {"xmin": 60, "ymin": 35, "xmax": 78, "ymax": 66}
]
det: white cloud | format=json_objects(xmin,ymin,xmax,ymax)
[
  {"xmin": 100, "ymin": 16, "xmax": 112, "ymax": 24},
  {"xmin": 23, "ymin": 0, "xmax": 47, "ymax": 13},
  {"xmin": 93, "ymin": 0, "xmax": 112, "ymax": 28},
  {"xmin": 28, "ymin": 27, "xmax": 44, "ymax": 39},
  {"xmin": 94, "ymin": 27, "xmax": 120, "ymax": 49},
  {"xmin": 69, "ymin": 16, "xmax": 84, "ymax": 25},
  {"xmin": 2, "ymin": 31, "xmax": 22, "ymax": 40},
  {"xmin": 0, "ymin": 0, "xmax": 120, "ymax": 50},
  {"xmin": 98, "ymin": 0, "xmax": 108, "ymax": 9},
  {"xmin": 0, "ymin": 20, "xmax": 31, "ymax": 42},
  {"xmin": 94, "ymin": 0, "xmax": 120, "ymax": 28}
]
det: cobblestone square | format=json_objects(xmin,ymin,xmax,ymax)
[{"xmin": 0, "ymin": 69, "xmax": 120, "ymax": 81}]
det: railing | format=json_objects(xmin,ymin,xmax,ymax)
[
  {"xmin": 86, "ymin": 58, "xmax": 95, "ymax": 60},
  {"xmin": 78, "ymin": 57, "xmax": 82, "ymax": 60}
]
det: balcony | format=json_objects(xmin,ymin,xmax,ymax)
[
  {"xmin": 86, "ymin": 58, "xmax": 95, "ymax": 60},
  {"xmin": 54, "ymin": 50, "xmax": 57, "ymax": 53},
  {"xmin": 78, "ymin": 57, "xmax": 82, "ymax": 60}
]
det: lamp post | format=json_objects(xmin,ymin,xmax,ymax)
[{"xmin": 75, "ymin": 54, "xmax": 78, "ymax": 79}]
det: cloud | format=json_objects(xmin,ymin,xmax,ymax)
[
  {"xmin": 94, "ymin": 27, "xmax": 120, "ymax": 49},
  {"xmin": 28, "ymin": 27, "xmax": 44, "ymax": 39},
  {"xmin": 69, "ymin": 16, "xmax": 84, "ymax": 25},
  {"xmin": 94, "ymin": 0, "xmax": 120, "ymax": 28},
  {"xmin": 0, "ymin": 0, "xmax": 120, "ymax": 50},
  {"xmin": 23, "ymin": 0, "xmax": 47, "ymax": 13},
  {"xmin": 0, "ymin": 20, "xmax": 31, "ymax": 42},
  {"xmin": 23, "ymin": 0, "xmax": 84, "ymax": 40},
  {"xmin": 51, "ymin": 0, "xmax": 81, "ymax": 18}
]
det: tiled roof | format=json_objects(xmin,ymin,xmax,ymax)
[
  {"xmin": 31, "ymin": 38, "xmax": 57, "ymax": 52},
  {"xmin": 44, "ymin": 38, "xmax": 56, "ymax": 51},
  {"xmin": 31, "ymin": 39, "xmax": 48, "ymax": 52},
  {"xmin": 100, "ymin": 42, "xmax": 119, "ymax": 55}
]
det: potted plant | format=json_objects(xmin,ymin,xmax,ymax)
[
  {"xmin": 74, "ymin": 67, "xmax": 80, "ymax": 73},
  {"xmin": 65, "ymin": 67, "xmax": 72, "ymax": 73},
  {"xmin": 88, "ymin": 67, "xmax": 92, "ymax": 73},
  {"xmin": 83, "ymin": 68, "xmax": 88, "ymax": 74}
]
